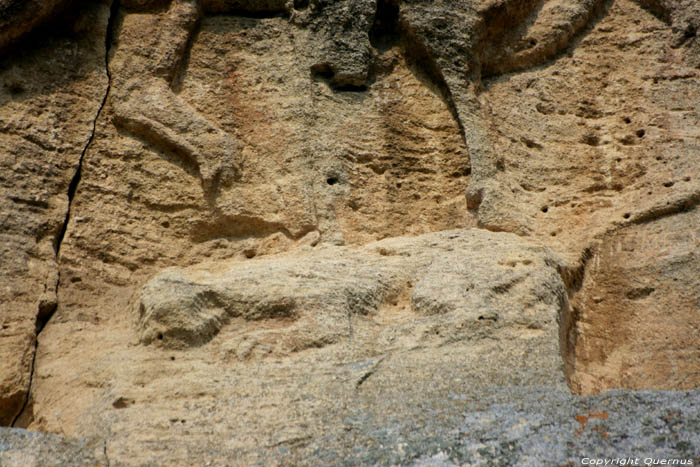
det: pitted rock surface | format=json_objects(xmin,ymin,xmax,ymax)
[{"xmin": 0, "ymin": 0, "xmax": 698, "ymax": 464}]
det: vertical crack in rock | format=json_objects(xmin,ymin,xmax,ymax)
[
  {"xmin": 10, "ymin": 0, "xmax": 119, "ymax": 428},
  {"xmin": 103, "ymin": 440, "xmax": 111, "ymax": 467},
  {"xmin": 558, "ymin": 246, "xmax": 593, "ymax": 392}
]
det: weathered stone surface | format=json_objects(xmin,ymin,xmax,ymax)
[
  {"xmin": 408, "ymin": 389, "xmax": 700, "ymax": 466},
  {"xmin": 137, "ymin": 229, "xmax": 567, "ymax": 362},
  {"xmin": 564, "ymin": 206, "xmax": 700, "ymax": 394},
  {"xmin": 0, "ymin": 0, "xmax": 698, "ymax": 463},
  {"xmin": 470, "ymin": 0, "xmax": 700, "ymax": 245},
  {"xmin": 0, "ymin": 428, "xmax": 107, "ymax": 466},
  {"xmin": 18, "ymin": 229, "xmax": 568, "ymax": 464},
  {"xmin": 3, "ymin": 389, "xmax": 698, "ymax": 466},
  {"xmin": 0, "ymin": 1, "xmax": 110, "ymax": 425}
]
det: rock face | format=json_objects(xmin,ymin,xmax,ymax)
[
  {"xmin": 0, "ymin": 0, "xmax": 699, "ymax": 464},
  {"xmin": 0, "ymin": 0, "xmax": 111, "ymax": 426},
  {"xmin": 565, "ymin": 207, "xmax": 700, "ymax": 394},
  {"xmin": 137, "ymin": 229, "xmax": 567, "ymax": 368}
]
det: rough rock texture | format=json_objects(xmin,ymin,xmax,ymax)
[
  {"xmin": 18, "ymin": 229, "xmax": 569, "ymax": 465},
  {"xmin": 2, "ymin": 389, "xmax": 699, "ymax": 465},
  {"xmin": 0, "ymin": 0, "xmax": 111, "ymax": 426},
  {"xmin": 565, "ymin": 207, "xmax": 700, "ymax": 394},
  {"xmin": 409, "ymin": 389, "xmax": 700, "ymax": 466},
  {"xmin": 137, "ymin": 229, "xmax": 567, "ymax": 359},
  {"xmin": 0, "ymin": 428, "xmax": 107, "ymax": 467},
  {"xmin": 0, "ymin": 0, "xmax": 699, "ymax": 464}
]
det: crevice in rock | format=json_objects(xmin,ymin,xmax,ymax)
[
  {"xmin": 557, "ymin": 246, "xmax": 593, "ymax": 395},
  {"xmin": 561, "ymin": 247, "xmax": 594, "ymax": 296},
  {"xmin": 355, "ymin": 355, "xmax": 387, "ymax": 390},
  {"xmin": 10, "ymin": 0, "xmax": 119, "ymax": 429},
  {"xmin": 190, "ymin": 214, "xmax": 317, "ymax": 244},
  {"xmin": 629, "ymin": 191, "xmax": 700, "ymax": 226},
  {"xmin": 559, "ymin": 194, "xmax": 700, "ymax": 393},
  {"xmin": 55, "ymin": 1, "xmax": 118, "ymax": 258},
  {"xmin": 369, "ymin": 0, "xmax": 400, "ymax": 50},
  {"xmin": 103, "ymin": 441, "xmax": 111, "ymax": 467}
]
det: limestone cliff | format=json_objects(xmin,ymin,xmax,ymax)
[{"xmin": 0, "ymin": 0, "xmax": 698, "ymax": 464}]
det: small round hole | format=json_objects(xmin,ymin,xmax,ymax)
[
  {"xmin": 623, "ymin": 117, "xmax": 631, "ymax": 124},
  {"xmin": 636, "ymin": 129, "xmax": 645, "ymax": 138},
  {"xmin": 170, "ymin": 356, "xmax": 175, "ymax": 361},
  {"xmin": 157, "ymin": 333, "xmax": 164, "ymax": 341},
  {"xmin": 326, "ymin": 177, "xmax": 338, "ymax": 185},
  {"xmin": 541, "ymin": 206, "xmax": 549, "ymax": 213},
  {"xmin": 161, "ymin": 221, "xmax": 170, "ymax": 228},
  {"xmin": 663, "ymin": 181, "xmax": 674, "ymax": 187},
  {"xmin": 623, "ymin": 213, "xmax": 630, "ymax": 219}
]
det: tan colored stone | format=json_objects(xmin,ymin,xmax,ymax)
[
  {"xmin": 28, "ymin": 229, "xmax": 569, "ymax": 464},
  {"xmin": 0, "ymin": 2, "xmax": 110, "ymax": 425},
  {"xmin": 0, "ymin": 0, "xmax": 698, "ymax": 462},
  {"xmin": 564, "ymin": 206, "xmax": 700, "ymax": 394}
]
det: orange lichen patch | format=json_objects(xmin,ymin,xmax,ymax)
[{"xmin": 575, "ymin": 411, "xmax": 609, "ymax": 436}]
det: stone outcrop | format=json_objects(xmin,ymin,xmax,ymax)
[
  {"xmin": 137, "ymin": 229, "xmax": 567, "ymax": 362},
  {"xmin": 0, "ymin": 0, "xmax": 698, "ymax": 464},
  {"xmin": 0, "ymin": 0, "xmax": 111, "ymax": 426},
  {"xmin": 565, "ymin": 207, "xmax": 700, "ymax": 394}
]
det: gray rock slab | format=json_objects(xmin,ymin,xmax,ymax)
[{"xmin": 0, "ymin": 428, "xmax": 107, "ymax": 467}]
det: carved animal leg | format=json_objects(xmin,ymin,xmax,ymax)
[
  {"xmin": 111, "ymin": 0, "xmax": 241, "ymax": 193},
  {"xmin": 113, "ymin": 78, "xmax": 241, "ymax": 192},
  {"xmin": 398, "ymin": 1, "xmax": 499, "ymax": 188}
]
